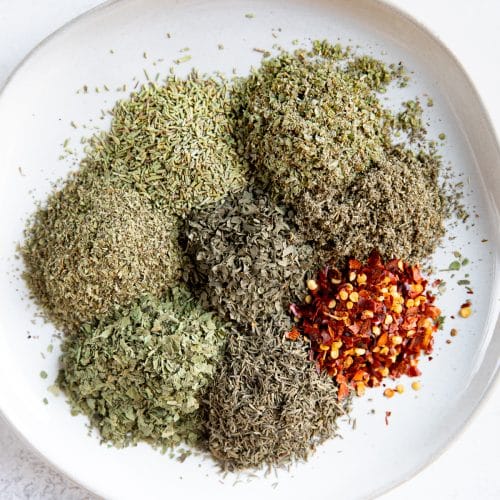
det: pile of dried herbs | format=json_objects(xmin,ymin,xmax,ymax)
[
  {"xmin": 183, "ymin": 187, "xmax": 318, "ymax": 330},
  {"xmin": 81, "ymin": 73, "xmax": 248, "ymax": 216},
  {"xmin": 203, "ymin": 323, "xmax": 348, "ymax": 471},
  {"xmin": 234, "ymin": 41, "xmax": 446, "ymax": 261},
  {"xmin": 19, "ymin": 38, "xmax": 455, "ymax": 472},
  {"xmin": 58, "ymin": 287, "xmax": 227, "ymax": 449},
  {"xmin": 21, "ymin": 178, "xmax": 182, "ymax": 331},
  {"xmin": 295, "ymin": 147, "xmax": 446, "ymax": 261}
]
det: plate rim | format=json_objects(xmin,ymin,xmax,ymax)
[{"xmin": 0, "ymin": 0, "xmax": 498, "ymax": 498}]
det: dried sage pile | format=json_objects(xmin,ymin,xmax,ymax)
[
  {"xmin": 183, "ymin": 187, "xmax": 318, "ymax": 330},
  {"xmin": 58, "ymin": 287, "xmax": 227, "ymax": 448},
  {"xmin": 21, "ymin": 178, "xmax": 182, "ymax": 331},
  {"xmin": 81, "ymin": 73, "xmax": 248, "ymax": 215},
  {"xmin": 234, "ymin": 41, "xmax": 446, "ymax": 261},
  {"xmin": 203, "ymin": 322, "xmax": 348, "ymax": 471}
]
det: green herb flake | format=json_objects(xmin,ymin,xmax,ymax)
[
  {"xmin": 174, "ymin": 55, "xmax": 192, "ymax": 64},
  {"xmin": 40, "ymin": 370, "xmax": 48, "ymax": 379}
]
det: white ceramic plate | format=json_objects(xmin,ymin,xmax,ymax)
[{"xmin": 0, "ymin": 1, "xmax": 499, "ymax": 499}]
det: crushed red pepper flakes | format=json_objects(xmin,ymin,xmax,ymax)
[
  {"xmin": 385, "ymin": 411, "xmax": 392, "ymax": 426},
  {"xmin": 288, "ymin": 251, "xmax": 441, "ymax": 400}
]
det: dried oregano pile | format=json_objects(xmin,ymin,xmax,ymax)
[
  {"xmin": 235, "ymin": 41, "xmax": 445, "ymax": 262},
  {"xmin": 20, "ymin": 40, "xmax": 451, "ymax": 471}
]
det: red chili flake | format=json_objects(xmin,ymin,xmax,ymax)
[
  {"xmin": 287, "ymin": 251, "xmax": 441, "ymax": 400},
  {"xmin": 385, "ymin": 411, "xmax": 392, "ymax": 426}
]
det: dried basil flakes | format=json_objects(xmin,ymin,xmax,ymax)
[
  {"xmin": 183, "ymin": 187, "xmax": 319, "ymax": 330},
  {"xmin": 21, "ymin": 178, "xmax": 182, "ymax": 331}
]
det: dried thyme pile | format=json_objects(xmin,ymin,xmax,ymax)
[
  {"xmin": 81, "ymin": 73, "xmax": 248, "ymax": 215},
  {"xmin": 203, "ymin": 322, "xmax": 348, "ymax": 471},
  {"xmin": 21, "ymin": 178, "xmax": 182, "ymax": 331},
  {"xmin": 234, "ymin": 41, "xmax": 446, "ymax": 261},
  {"xmin": 58, "ymin": 287, "xmax": 227, "ymax": 448},
  {"xmin": 183, "ymin": 187, "xmax": 318, "ymax": 330}
]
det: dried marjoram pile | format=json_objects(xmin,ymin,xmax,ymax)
[
  {"xmin": 21, "ymin": 178, "xmax": 182, "ymax": 331},
  {"xmin": 183, "ymin": 187, "xmax": 318, "ymax": 330},
  {"xmin": 296, "ymin": 147, "xmax": 445, "ymax": 261},
  {"xmin": 203, "ymin": 321, "xmax": 348, "ymax": 471},
  {"xmin": 58, "ymin": 287, "xmax": 227, "ymax": 448},
  {"xmin": 81, "ymin": 73, "xmax": 248, "ymax": 216},
  {"xmin": 235, "ymin": 41, "xmax": 446, "ymax": 261}
]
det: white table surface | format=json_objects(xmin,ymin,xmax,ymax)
[{"xmin": 0, "ymin": 0, "xmax": 499, "ymax": 498}]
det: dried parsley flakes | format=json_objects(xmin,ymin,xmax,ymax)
[
  {"xmin": 21, "ymin": 178, "xmax": 182, "ymax": 331},
  {"xmin": 58, "ymin": 287, "xmax": 227, "ymax": 449}
]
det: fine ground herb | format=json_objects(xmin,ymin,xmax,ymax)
[
  {"xmin": 58, "ymin": 287, "xmax": 227, "ymax": 449},
  {"xmin": 295, "ymin": 146, "xmax": 446, "ymax": 262},
  {"xmin": 81, "ymin": 73, "xmax": 247, "ymax": 216},
  {"xmin": 21, "ymin": 178, "xmax": 183, "ymax": 331},
  {"xmin": 234, "ymin": 41, "xmax": 446, "ymax": 262},
  {"xmin": 203, "ymin": 321, "xmax": 349, "ymax": 471},
  {"xmin": 183, "ymin": 187, "xmax": 318, "ymax": 330}
]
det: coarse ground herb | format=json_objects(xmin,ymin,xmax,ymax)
[
  {"xmin": 21, "ymin": 177, "xmax": 182, "ymax": 331},
  {"xmin": 234, "ymin": 41, "xmax": 447, "ymax": 262},
  {"xmin": 58, "ymin": 287, "xmax": 227, "ymax": 449},
  {"xmin": 183, "ymin": 187, "xmax": 318, "ymax": 330},
  {"xmin": 234, "ymin": 44, "xmax": 392, "ymax": 199},
  {"xmin": 81, "ymin": 73, "xmax": 247, "ymax": 216},
  {"xmin": 203, "ymin": 320, "xmax": 348, "ymax": 471}
]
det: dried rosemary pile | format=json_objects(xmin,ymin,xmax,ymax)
[
  {"xmin": 81, "ymin": 73, "xmax": 247, "ymax": 216},
  {"xmin": 58, "ymin": 287, "xmax": 227, "ymax": 449},
  {"xmin": 21, "ymin": 178, "xmax": 182, "ymax": 331},
  {"xmin": 234, "ymin": 41, "xmax": 446, "ymax": 261}
]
